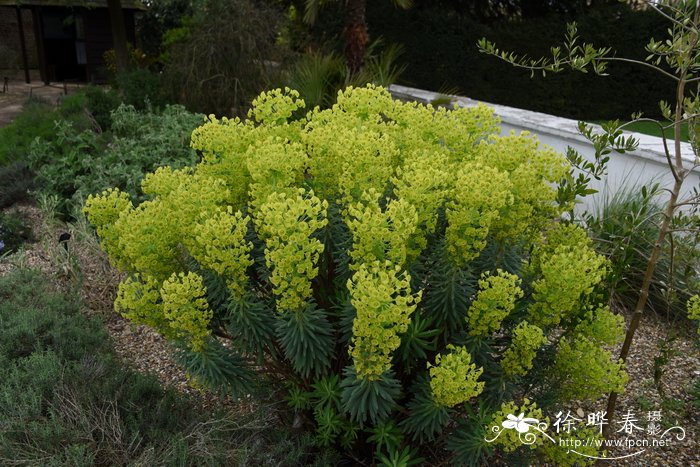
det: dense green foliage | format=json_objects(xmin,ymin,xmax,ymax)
[
  {"xmin": 86, "ymin": 86, "xmax": 628, "ymax": 464},
  {"xmin": 28, "ymin": 104, "xmax": 202, "ymax": 216},
  {"xmin": 363, "ymin": 2, "xmax": 671, "ymax": 120},
  {"xmin": 0, "ymin": 268, "xmax": 332, "ymax": 466}
]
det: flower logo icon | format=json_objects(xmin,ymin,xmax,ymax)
[{"xmin": 502, "ymin": 413, "xmax": 540, "ymax": 433}]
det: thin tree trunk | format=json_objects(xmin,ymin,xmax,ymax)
[
  {"xmin": 343, "ymin": 0, "xmax": 368, "ymax": 76},
  {"xmin": 603, "ymin": 178, "xmax": 682, "ymax": 437},
  {"xmin": 107, "ymin": 0, "xmax": 129, "ymax": 72}
]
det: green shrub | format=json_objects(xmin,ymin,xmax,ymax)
[
  {"xmin": 287, "ymin": 51, "xmax": 346, "ymax": 110},
  {"xmin": 82, "ymin": 85, "xmax": 122, "ymax": 130},
  {"xmin": 0, "ymin": 269, "xmax": 105, "ymax": 360},
  {"xmin": 0, "ymin": 92, "xmax": 102, "ymax": 165},
  {"xmin": 85, "ymin": 85, "xmax": 627, "ymax": 465},
  {"xmin": 29, "ymin": 104, "xmax": 202, "ymax": 216},
  {"xmin": 115, "ymin": 68, "xmax": 166, "ymax": 110},
  {"xmin": 586, "ymin": 184, "xmax": 700, "ymax": 321}
]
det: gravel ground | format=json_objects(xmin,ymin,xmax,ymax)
[{"xmin": 2, "ymin": 202, "xmax": 698, "ymax": 466}]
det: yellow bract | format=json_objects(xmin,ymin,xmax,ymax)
[
  {"xmin": 256, "ymin": 189, "xmax": 328, "ymax": 313},
  {"xmin": 348, "ymin": 261, "xmax": 421, "ymax": 380},
  {"xmin": 473, "ymin": 133, "xmax": 568, "ymax": 242},
  {"xmin": 488, "ymin": 399, "xmax": 545, "ymax": 452},
  {"xmin": 529, "ymin": 242, "xmax": 607, "ymax": 327},
  {"xmin": 161, "ymin": 272, "xmax": 212, "ymax": 351},
  {"xmin": 114, "ymin": 274, "xmax": 169, "ymax": 335},
  {"xmin": 467, "ymin": 269, "xmax": 524, "ymax": 337},
  {"xmin": 346, "ymin": 189, "xmax": 418, "ymax": 270},
  {"xmin": 429, "ymin": 345, "xmax": 485, "ymax": 407},
  {"xmin": 501, "ymin": 321, "xmax": 546, "ymax": 377},
  {"xmin": 191, "ymin": 207, "xmax": 253, "ymax": 299},
  {"xmin": 446, "ymin": 162, "xmax": 514, "ymax": 265},
  {"xmin": 392, "ymin": 150, "xmax": 451, "ymax": 261}
]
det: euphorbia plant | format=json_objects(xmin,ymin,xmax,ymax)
[{"xmin": 85, "ymin": 85, "xmax": 626, "ymax": 465}]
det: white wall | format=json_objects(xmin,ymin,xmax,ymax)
[{"xmin": 389, "ymin": 85, "xmax": 700, "ymax": 213}]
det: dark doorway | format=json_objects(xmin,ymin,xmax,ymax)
[{"xmin": 41, "ymin": 8, "xmax": 86, "ymax": 82}]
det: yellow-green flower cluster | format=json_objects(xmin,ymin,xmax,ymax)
[
  {"xmin": 392, "ymin": 151, "xmax": 451, "ymax": 261},
  {"xmin": 114, "ymin": 274, "xmax": 170, "ymax": 335},
  {"xmin": 347, "ymin": 261, "xmax": 421, "ymax": 380},
  {"xmin": 384, "ymin": 99, "xmax": 499, "ymax": 162},
  {"xmin": 247, "ymin": 87, "xmax": 306, "ymax": 125},
  {"xmin": 487, "ymin": 399, "xmax": 545, "ymax": 452},
  {"xmin": 304, "ymin": 122, "xmax": 397, "ymax": 206},
  {"xmin": 190, "ymin": 117, "xmax": 255, "ymax": 208},
  {"xmin": 246, "ymin": 138, "xmax": 309, "ymax": 209},
  {"xmin": 332, "ymin": 85, "xmax": 396, "ymax": 122},
  {"xmin": 85, "ymin": 169, "xmax": 230, "ymax": 282},
  {"xmin": 191, "ymin": 92, "xmax": 306, "ymax": 210},
  {"xmin": 255, "ymin": 189, "xmax": 328, "ymax": 312},
  {"xmin": 83, "ymin": 188, "xmax": 133, "ymax": 269},
  {"xmin": 160, "ymin": 272, "xmax": 212, "ymax": 351},
  {"xmin": 141, "ymin": 166, "xmax": 195, "ymax": 198},
  {"xmin": 429, "ymin": 344, "xmax": 485, "ymax": 407},
  {"xmin": 132, "ymin": 173, "xmax": 228, "ymax": 278},
  {"xmin": 473, "ymin": 133, "xmax": 568, "ymax": 241},
  {"xmin": 529, "ymin": 222, "xmax": 592, "ymax": 274},
  {"xmin": 688, "ymin": 295, "xmax": 700, "ymax": 335},
  {"xmin": 192, "ymin": 207, "xmax": 253, "ymax": 299},
  {"xmin": 554, "ymin": 336, "xmax": 628, "ymax": 401},
  {"xmin": 466, "ymin": 270, "xmax": 524, "ymax": 337},
  {"xmin": 446, "ymin": 162, "xmax": 514, "ymax": 265},
  {"xmin": 501, "ymin": 321, "xmax": 546, "ymax": 377},
  {"xmin": 346, "ymin": 190, "xmax": 418, "ymax": 269},
  {"xmin": 529, "ymin": 241, "xmax": 607, "ymax": 328},
  {"xmin": 84, "ymin": 187, "xmax": 133, "ymax": 228},
  {"xmin": 574, "ymin": 305, "xmax": 625, "ymax": 345}
]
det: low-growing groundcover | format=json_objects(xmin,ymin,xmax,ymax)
[
  {"xmin": 0, "ymin": 269, "xmax": 327, "ymax": 466},
  {"xmin": 85, "ymin": 85, "xmax": 627, "ymax": 465}
]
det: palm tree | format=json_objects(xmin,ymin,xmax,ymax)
[{"xmin": 304, "ymin": 0, "xmax": 412, "ymax": 75}]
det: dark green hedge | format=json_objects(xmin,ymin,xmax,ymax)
[{"xmin": 367, "ymin": 3, "xmax": 673, "ymax": 120}]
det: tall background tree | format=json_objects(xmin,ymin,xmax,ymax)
[{"xmin": 303, "ymin": 0, "xmax": 412, "ymax": 74}]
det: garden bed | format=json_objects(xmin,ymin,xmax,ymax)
[{"xmin": 2, "ymin": 165, "xmax": 698, "ymax": 466}]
